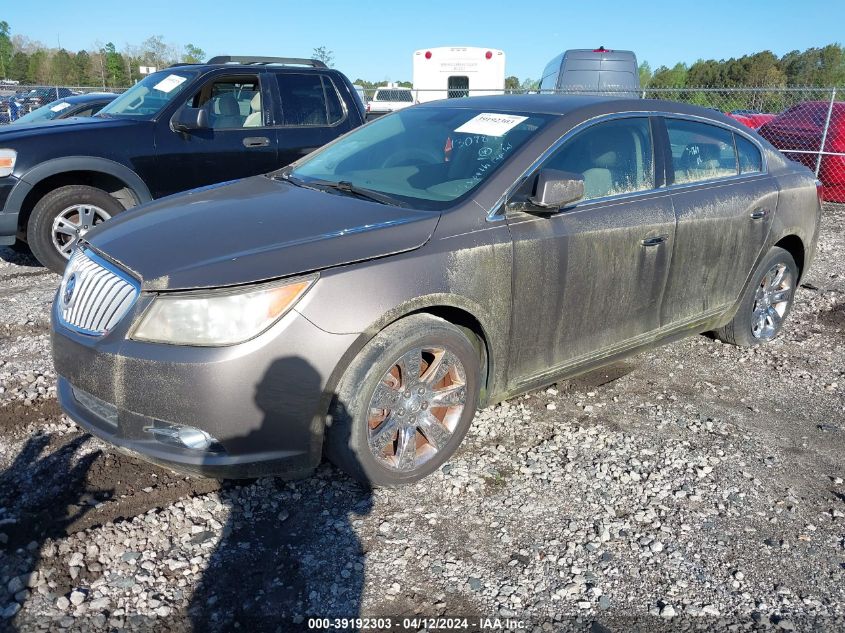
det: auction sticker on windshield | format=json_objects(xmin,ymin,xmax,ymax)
[
  {"xmin": 50, "ymin": 102, "xmax": 71, "ymax": 112},
  {"xmin": 455, "ymin": 113, "xmax": 528, "ymax": 137},
  {"xmin": 153, "ymin": 74, "xmax": 187, "ymax": 93}
]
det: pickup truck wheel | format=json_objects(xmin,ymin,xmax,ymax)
[
  {"xmin": 713, "ymin": 246, "xmax": 798, "ymax": 347},
  {"xmin": 27, "ymin": 185, "xmax": 123, "ymax": 274},
  {"xmin": 325, "ymin": 314, "xmax": 480, "ymax": 487}
]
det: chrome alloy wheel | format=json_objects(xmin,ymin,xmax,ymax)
[
  {"xmin": 367, "ymin": 347, "xmax": 467, "ymax": 472},
  {"xmin": 751, "ymin": 262, "xmax": 794, "ymax": 340},
  {"xmin": 51, "ymin": 204, "xmax": 112, "ymax": 259}
]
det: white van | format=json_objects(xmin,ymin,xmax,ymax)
[
  {"xmin": 367, "ymin": 86, "xmax": 415, "ymax": 117},
  {"xmin": 412, "ymin": 47, "xmax": 505, "ymax": 103},
  {"xmin": 540, "ymin": 47, "xmax": 640, "ymax": 97}
]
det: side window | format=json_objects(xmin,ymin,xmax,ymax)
[
  {"xmin": 74, "ymin": 107, "xmax": 94, "ymax": 117},
  {"xmin": 666, "ymin": 119, "xmax": 737, "ymax": 184},
  {"xmin": 187, "ymin": 76, "xmax": 262, "ymax": 129},
  {"xmin": 736, "ymin": 134, "xmax": 762, "ymax": 174},
  {"xmin": 322, "ymin": 77, "xmax": 344, "ymax": 125},
  {"xmin": 544, "ymin": 117, "xmax": 654, "ymax": 201},
  {"xmin": 276, "ymin": 74, "xmax": 344, "ymax": 126}
]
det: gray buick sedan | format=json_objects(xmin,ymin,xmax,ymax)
[{"xmin": 51, "ymin": 96, "xmax": 821, "ymax": 486}]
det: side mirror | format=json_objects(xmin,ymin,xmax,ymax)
[
  {"xmin": 528, "ymin": 169, "xmax": 584, "ymax": 210},
  {"xmin": 171, "ymin": 106, "xmax": 209, "ymax": 133}
]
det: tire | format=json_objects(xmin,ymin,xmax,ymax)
[
  {"xmin": 324, "ymin": 314, "xmax": 481, "ymax": 487},
  {"xmin": 713, "ymin": 246, "xmax": 799, "ymax": 347},
  {"xmin": 27, "ymin": 185, "xmax": 124, "ymax": 274}
]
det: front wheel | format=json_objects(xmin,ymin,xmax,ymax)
[
  {"xmin": 27, "ymin": 185, "xmax": 124, "ymax": 274},
  {"xmin": 713, "ymin": 246, "xmax": 798, "ymax": 347},
  {"xmin": 324, "ymin": 314, "xmax": 481, "ymax": 487}
]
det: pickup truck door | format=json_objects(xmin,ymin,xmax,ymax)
[{"xmin": 152, "ymin": 72, "xmax": 279, "ymax": 198}]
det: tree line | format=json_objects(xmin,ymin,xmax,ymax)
[
  {"xmin": 0, "ymin": 21, "xmax": 204, "ymax": 88},
  {"xmin": 640, "ymin": 44, "xmax": 845, "ymax": 88},
  {"xmin": 1, "ymin": 21, "xmax": 842, "ymax": 91}
]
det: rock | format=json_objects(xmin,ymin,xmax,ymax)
[
  {"xmin": 660, "ymin": 605, "xmax": 676, "ymax": 618},
  {"xmin": 6, "ymin": 576, "xmax": 23, "ymax": 594},
  {"xmin": 69, "ymin": 590, "xmax": 85, "ymax": 606},
  {"xmin": 56, "ymin": 596, "xmax": 70, "ymax": 610}
]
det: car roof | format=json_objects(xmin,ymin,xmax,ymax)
[{"xmin": 417, "ymin": 94, "xmax": 743, "ymax": 124}]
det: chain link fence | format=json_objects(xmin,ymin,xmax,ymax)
[
  {"xmin": 361, "ymin": 86, "xmax": 845, "ymax": 202},
  {"xmin": 0, "ymin": 84, "xmax": 126, "ymax": 122},
  {"xmin": 2, "ymin": 84, "xmax": 841, "ymax": 201}
]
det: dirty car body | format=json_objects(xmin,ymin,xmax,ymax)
[{"xmin": 51, "ymin": 96, "xmax": 821, "ymax": 482}]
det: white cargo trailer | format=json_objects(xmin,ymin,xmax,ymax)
[{"xmin": 412, "ymin": 47, "xmax": 505, "ymax": 103}]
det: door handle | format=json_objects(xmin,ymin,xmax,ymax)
[
  {"xmin": 641, "ymin": 234, "xmax": 669, "ymax": 246},
  {"xmin": 243, "ymin": 136, "xmax": 270, "ymax": 148},
  {"xmin": 750, "ymin": 208, "xmax": 770, "ymax": 220}
]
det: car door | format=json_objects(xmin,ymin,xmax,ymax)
[
  {"xmin": 506, "ymin": 116, "xmax": 676, "ymax": 385},
  {"xmin": 658, "ymin": 117, "xmax": 776, "ymax": 327},
  {"xmin": 152, "ymin": 72, "xmax": 279, "ymax": 197},
  {"xmin": 273, "ymin": 72, "xmax": 357, "ymax": 166}
]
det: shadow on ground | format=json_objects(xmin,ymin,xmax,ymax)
[
  {"xmin": 188, "ymin": 356, "xmax": 373, "ymax": 630},
  {"xmin": 0, "ymin": 432, "xmax": 108, "ymax": 625}
]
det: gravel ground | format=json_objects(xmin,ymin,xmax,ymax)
[{"xmin": 0, "ymin": 205, "xmax": 843, "ymax": 632}]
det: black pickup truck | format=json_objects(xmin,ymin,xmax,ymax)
[{"xmin": 0, "ymin": 56, "xmax": 366, "ymax": 272}]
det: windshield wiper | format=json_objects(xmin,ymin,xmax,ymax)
[
  {"xmin": 310, "ymin": 180, "xmax": 408, "ymax": 207},
  {"xmin": 274, "ymin": 170, "xmax": 322, "ymax": 192},
  {"xmin": 274, "ymin": 171, "xmax": 407, "ymax": 207}
]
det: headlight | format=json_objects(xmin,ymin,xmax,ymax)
[
  {"xmin": 0, "ymin": 149, "xmax": 16, "ymax": 177},
  {"xmin": 131, "ymin": 276, "xmax": 315, "ymax": 346}
]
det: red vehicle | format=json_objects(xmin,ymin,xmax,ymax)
[
  {"xmin": 726, "ymin": 111, "xmax": 776, "ymax": 130},
  {"xmin": 759, "ymin": 101, "xmax": 845, "ymax": 202}
]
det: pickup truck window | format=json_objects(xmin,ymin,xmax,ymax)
[
  {"xmin": 187, "ymin": 76, "xmax": 263, "ymax": 129},
  {"xmin": 276, "ymin": 74, "xmax": 344, "ymax": 126},
  {"xmin": 98, "ymin": 69, "xmax": 197, "ymax": 119}
]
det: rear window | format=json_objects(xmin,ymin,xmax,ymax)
[{"xmin": 276, "ymin": 74, "xmax": 345, "ymax": 126}]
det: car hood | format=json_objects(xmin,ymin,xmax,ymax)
[
  {"xmin": 0, "ymin": 116, "xmax": 138, "ymax": 140},
  {"xmin": 85, "ymin": 175, "xmax": 441, "ymax": 291}
]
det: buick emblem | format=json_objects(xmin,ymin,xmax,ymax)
[{"xmin": 62, "ymin": 272, "xmax": 78, "ymax": 309}]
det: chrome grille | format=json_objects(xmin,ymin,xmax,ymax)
[{"xmin": 58, "ymin": 247, "xmax": 140, "ymax": 335}]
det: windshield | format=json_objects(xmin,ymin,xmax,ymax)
[
  {"xmin": 98, "ymin": 69, "xmax": 196, "ymax": 119},
  {"xmin": 12, "ymin": 99, "xmax": 73, "ymax": 124},
  {"xmin": 288, "ymin": 107, "xmax": 552, "ymax": 209}
]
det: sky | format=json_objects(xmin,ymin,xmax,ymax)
[{"xmin": 8, "ymin": 0, "xmax": 845, "ymax": 81}]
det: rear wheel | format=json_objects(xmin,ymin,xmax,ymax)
[
  {"xmin": 324, "ymin": 314, "xmax": 481, "ymax": 487},
  {"xmin": 27, "ymin": 185, "xmax": 124, "ymax": 274},
  {"xmin": 713, "ymin": 246, "xmax": 798, "ymax": 347}
]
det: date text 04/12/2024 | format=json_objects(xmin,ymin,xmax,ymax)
[{"xmin": 306, "ymin": 616, "xmax": 528, "ymax": 630}]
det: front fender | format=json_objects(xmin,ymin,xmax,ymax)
[{"xmin": 7, "ymin": 156, "xmax": 153, "ymax": 218}]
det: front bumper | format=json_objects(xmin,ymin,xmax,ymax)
[{"xmin": 52, "ymin": 297, "xmax": 359, "ymax": 479}]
